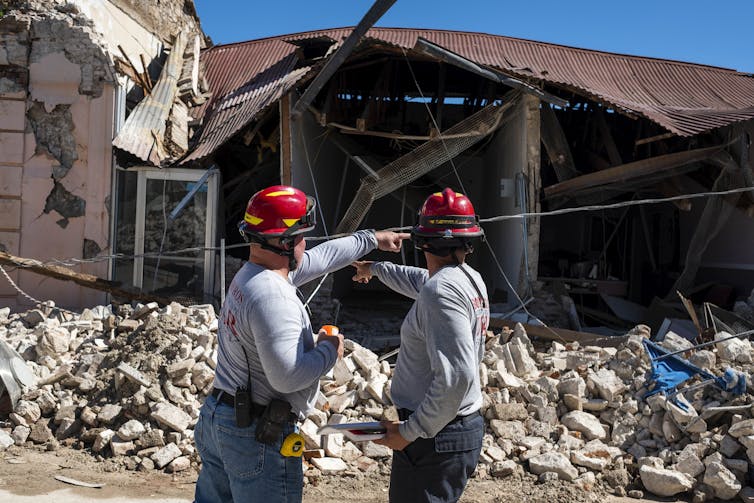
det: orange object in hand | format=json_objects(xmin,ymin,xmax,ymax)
[{"xmin": 320, "ymin": 325, "xmax": 339, "ymax": 335}]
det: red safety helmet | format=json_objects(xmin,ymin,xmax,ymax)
[
  {"xmin": 238, "ymin": 185, "xmax": 316, "ymax": 240},
  {"xmin": 412, "ymin": 188, "xmax": 484, "ymax": 241}
]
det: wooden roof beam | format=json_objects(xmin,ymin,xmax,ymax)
[{"xmin": 544, "ymin": 144, "xmax": 726, "ymax": 200}]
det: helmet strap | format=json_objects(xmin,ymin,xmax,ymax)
[
  {"xmin": 415, "ymin": 237, "xmax": 474, "ymax": 258},
  {"xmin": 245, "ymin": 233, "xmax": 299, "ymax": 271}
]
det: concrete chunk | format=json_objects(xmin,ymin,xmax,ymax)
[
  {"xmin": 116, "ymin": 362, "xmax": 151, "ymax": 387},
  {"xmin": 110, "ymin": 436, "xmax": 135, "ymax": 456},
  {"xmin": 639, "ymin": 465, "xmax": 694, "ymax": 497},
  {"xmin": 166, "ymin": 358, "xmax": 195, "ymax": 378},
  {"xmin": 0, "ymin": 430, "xmax": 13, "ymax": 450},
  {"xmin": 118, "ymin": 419, "xmax": 146, "ymax": 441},
  {"xmin": 728, "ymin": 418, "xmax": 754, "ymax": 438},
  {"xmin": 673, "ymin": 449, "xmax": 704, "ymax": 478},
  {"xmin": 489, "ymin": 420, "xmax": 526, "ymax": 439},
  {"xmin": 561, "ymin": 411, "xmax": 606, "ymax": 440},
  {"xmin": 310, "ymin": 457, "xmax": 347, "ymax": 474},
  {"xmin": 588, "ymin": 368, "xmax": 626, "ymax": 402},
  {"xmin": 150, "ymin": 402, "xmax": 191, "ymax": 432},
  {"xmin": 151, "ymin": 443, "xmax": 182, "ymax": 468},
  {"xmin": 300, "ymin": 418, "xmax": 321, "ymax": 450},
  {"xmin": 97, "ymin": 404, "xmax": 122, "ymax": 425},
  {"xmin": 93, "ymin": 429, "xmax": 115, "ymax": 452},
  {"xmin": 492, "ymin": 403, "xmax": 528, "ymax": 421},
  {"xmin": 351, "ymin": 347, "xmax": 379, "ymax": 373},
  {"xmin": 332, "ymin": 356, "xmax": 356, "ymax": 385},
  {"xmin": 715, "ymin": 331, "xmax": 752, "ymax": 363},
  {"xmin": 571, "ymin": 450, "xmax": 609, "ymax": 471},
  {"xmin": 529, "ymin": 452, "xmax": 578, "ymax": 481},
  {"xmin": 703, "ymin": 461, "xmax": 742, "ymax": 500}
]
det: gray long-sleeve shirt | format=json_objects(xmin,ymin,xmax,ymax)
[
  {"xmin": 371, "ymin": 261, "xmax": 489, "ymax": 442},
  {"xmin": 212, "ymin": 230, "xmax": 377, "ymax": 418}
]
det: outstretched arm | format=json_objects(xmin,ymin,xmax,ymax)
[
  {"xmin": 292, "ymin": 230, "xmax": 409, "ymax": 286},
  {"xmin": 354, "ymin": 260, "xmax": 428, "ymax": 300}
]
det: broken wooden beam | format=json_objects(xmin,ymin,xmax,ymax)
[
  {"xmin": 540, "ymin": 104, "xmax": 579, "ymax": 182},
  {"xmin": 671, "ymin": 150, "xmax": 752, "ymax": 296},
  {"xmin": 594, "ymin": 108, "xmax": 622, "ymax": 166},
  {"xmin": 635, "ymin": 132, "xmax": 675, "ymax": 146},
  {"xmin": 488, "ymin": 318, "xmax": 628, "ymax": 347},
  {"xmin": 0, "ymin": 251, "xmax": 171, "ymax": 305},
  {"xmin": 328, "ymin": 121, "xmax": 486, "ymax": 141},
  {"xmin": 544, "ymin": 144, "xmax": 725, "ymax": 200},
  {"xmin": 291, "ymin": 0, "xmax": 397, "ymax": 119},
  {"xmin": 117, "ymin": 45, "xmax": 150, "ymax": 92},
  {"xmin": 280, "ymin": 94, "xmax": 292, "ymax": 185},
  {"xmin": 138, "ymin": 53, "xmax": 153, "ymax": 92},
  {"xmin": 335, "ymin": 97, "xmax": 518, "ymax": 233}
]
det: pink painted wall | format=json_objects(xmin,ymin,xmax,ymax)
[{"xmin": 0, "ymin": 51, "xmax": 113, "ymax": 312}]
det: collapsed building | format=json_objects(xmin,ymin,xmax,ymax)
[
  {"xmin": 2, "ymin": 2, "xmax": 754, "ymax": 501},
  {"xmin": 0, "ymin": 0, "xmax": 206, "ymax": 309},
  {"xmin": 2, "ymin": 2, "xmax": 754, "ymax": 343}
]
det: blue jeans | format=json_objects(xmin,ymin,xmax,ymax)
[
  {"xmin": 389, "ymin": 411, "xmax": 484, "ymax": 503},
  {"xmin": 194, "ymin": 394, "xmax": 303, "ymax": 503}
]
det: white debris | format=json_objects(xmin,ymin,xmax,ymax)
[
  {"xmin": 639, "ymin": 465, "xmax": 694, "ymax": 497},
  {"xmin": 702, "ymin": 462, "xmax": 742, "ymax": 500},
  {"xmin": 528, "ymin": 452, "xmax": 578, "ymax": 481}
]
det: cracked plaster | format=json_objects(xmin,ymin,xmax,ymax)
[{"xmin": 26, "ymin": 102, "xmax": 78, "ymax": 179}]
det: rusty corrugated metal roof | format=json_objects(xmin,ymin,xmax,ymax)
[{"xmin": 185, "ymin": 27, "xmax": 754, "ymax": 163}]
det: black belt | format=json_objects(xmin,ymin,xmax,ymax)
[
  {"xmin": 211, "ymin": 388, "xmax": 267, "ymax": 417},
  {"xmin": 397, "ymin": 408, "xmax": 480, "ymax": 423}
]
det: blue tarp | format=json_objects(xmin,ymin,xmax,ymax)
[{"xmin": 642, "ymin": 339, "xmax": 746, "ymax": 405}]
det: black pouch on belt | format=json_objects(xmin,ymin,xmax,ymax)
[{"xmin": 255, "ymin": 398, "xmax": 291, "ymax": 445}]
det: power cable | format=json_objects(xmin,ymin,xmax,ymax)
[
  {"xmin": 401, "ymin": 48, "xmax": 467, "ymax": 195},
  {"xmin": 298, "ymin": 124, "xmax": 331, "ymax": 309},
  {"xmin": 400, "ymin": 47, "xmax": 565, "ymax": 344},
  {"xmin": 5, "ymin": 185, "xmax": 752, "ymax": 270}
]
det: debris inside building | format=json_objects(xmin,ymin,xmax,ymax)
[{"xmin": 1, "ymin": 0, "xmax": 754, "ymax": 501}]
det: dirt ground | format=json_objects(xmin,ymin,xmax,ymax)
[{"xmin": 0, "ymin": 445, "xmax": 679, "ymax": 503}]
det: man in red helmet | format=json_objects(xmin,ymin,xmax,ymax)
[
  {"xmin": 352, "ymin": 187, "xmax": 489, "ymax": 503},
  {"xmin": 195, "ymin": 185, "xmax": 408, "ymax": 503}
]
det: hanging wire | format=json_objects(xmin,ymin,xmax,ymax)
[
  {"xmin": 151, "ymin": 178, "xmax": 169, "ymax": 291},
  {"xmin": 400, "ymin": 47, "xmax": 567, "ymax": 343},
  {"xmin": 4, "ymin": 184, "xmax": 752, "ymax": 269},
  {"xmin": 401, "ymin": 47, "xmax": 467, "ymax": 195},
  {"xmin": 298, "ymin": 125, "xmax": 332, "ymax": 308},
  {"xmin": 400, "ymin": 185, "xmax": 407, "ymax": 265}
]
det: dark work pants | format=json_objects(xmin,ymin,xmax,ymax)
[{"xmin": 389, "ymin": 411, "xmax": 484, "ymax": 503}]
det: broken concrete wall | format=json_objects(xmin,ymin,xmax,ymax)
[
  {"xmin": 71, "ymin": 0, "xmax": 164, "ymax": 83},
  {"xmin": 0, "ymin": 1, "xmax": 202, "ymax": 311},
  {"xmin": 109, "ymin": 0, "xmax": 204, "ymax": 45},
  {"xmin": 290, "ymin": 93, "xmax": 350, "ymax": 235},
  {"xmin": 0, "ymin": 2, "xmax": 117, "ymax": 311},
  {"xmin": 480, "ymin": 99, "xmax": 529, "ymax": 304}
]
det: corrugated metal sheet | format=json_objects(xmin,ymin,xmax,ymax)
[
  {"xmin": 186, "ymin": 27, "xmax": 754, "ymax": 163},
  {"xmin": 114, "ymin": 32, "xmax": 188, "ymax": 165}
]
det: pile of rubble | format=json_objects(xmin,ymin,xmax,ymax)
[{"xmin": 0, "ymin": 301, "xmax": 753, "ymax": 501}]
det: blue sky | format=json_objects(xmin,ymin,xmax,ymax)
[{"xmin": 194, "ymin": 0, "xmax": 754, "ymax": 73}]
